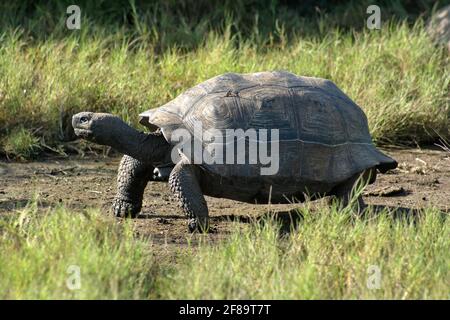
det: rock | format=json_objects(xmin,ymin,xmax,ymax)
[
  {"xmin": 365, "ymin": 186, "xmax": 407, "ymax": 197},
  {"xmin": 157, "ymin": 217, "xmax": 170, "ymax": 224},
  {"xmin": 427, "ymin": 5, "xmax": 450, "ymax": 52}
]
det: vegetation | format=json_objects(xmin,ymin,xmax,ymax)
[
  {"xmin": 2, "ymin": 127, "xmax": 41, "ymax": 159},
  {"xmin": 0, "ymin": 200, "xmax": 448, "ymax": 299},
  {"xmin": 0, "ymin": 0, "xmax": 449, "ymax": 301},
  {"xmin": 157, "ymin": 203, "xmax": 449, "ymax": 300},
  {"xmin": 0, "ymin": 1, "xmax": 449, "ymax": 157},
  {"xmin": 0, "ymin": 200, "xmax": 155, "ymax": 299}
]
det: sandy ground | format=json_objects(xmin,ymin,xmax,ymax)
[{"xmin": 1, "ymin": 148, "xmax": 449, "ymax": 247}]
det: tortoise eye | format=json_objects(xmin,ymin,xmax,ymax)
[{"xmin": 80, "ymin": 116, "xmax": 89, "ymax": 123}]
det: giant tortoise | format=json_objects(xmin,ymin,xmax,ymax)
[{"xmin": 72, "ymin": 71, "xmax": 397, "ymax": 232}]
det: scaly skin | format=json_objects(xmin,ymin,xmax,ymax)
[
  {"xmin": 329, "ymin": 170, "xmax": 374, "ymax": 213},
  {"xmin": 113, "ymin": 155, "xmax": 154, "ymax": 218},
  {"xmin": 169, "ymin": 158, "xmax": 209, "ymax": 232}
]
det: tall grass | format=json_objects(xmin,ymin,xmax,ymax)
[
  {"xmin": 0, "ymin": 201, "xmax": 448, "ymax": 299},
  {"xmin": 0, "ymin": 201, "xmax": 155, "ymax": 299},
  {"xmin": 2, "ymin": 1, "xmax": 444, "ymax": 45},
  {"xmin": 157, "ymin": 205, "xmax": 450, "ymax": 299},
  {"xmin": 1, "ymin": 126, "xmax": 41, "ymax": 159},
  {"xmin": 1, "ymin": 1, "xmax": 450, "ymax": 157},
  {"xmin": 0, "ymin": 21, "xmax": 448, "ymax": 156}
]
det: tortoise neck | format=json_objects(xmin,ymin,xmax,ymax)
[{"xmin": 108, "ymin": 122, "xmax": 172, "ymax": 165}]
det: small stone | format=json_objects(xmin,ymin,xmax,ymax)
[
  {"xmin": 157, "ymin": 218, "xmax": 170, "ymax": 224},
  {"xmin": 365, "ymin": 186, "xmax": 407, "ymax": 197}
]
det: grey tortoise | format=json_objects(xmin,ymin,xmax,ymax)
[{"xmin": 72, "ymin": 71, "xmax": 397, "ymax": 232}]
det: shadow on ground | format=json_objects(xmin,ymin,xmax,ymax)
[{"xmin": 139, "ymin": 203, "xmax": 448, "ymax": 237}]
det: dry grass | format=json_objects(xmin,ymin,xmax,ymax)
[{"xmin": 0, "ymin": 3, "xmax": 449, "ymax": 157}]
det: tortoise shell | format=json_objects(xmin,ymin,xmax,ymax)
[{"xmin": 139, "ymin": 71, "xmax": 397, "ymax": 184}]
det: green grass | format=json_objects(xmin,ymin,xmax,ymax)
[
  {"xmin": 0, "ymin": 201, "xmax": 156, "ymax": 299},
  {"xmin": 157, "ymin": 205, "xmax": 449, "ymax": 299},
  {"xmin": 0, "ymin": 1, "xmax": 449, "ymax": 157},
  {"xmin": 1, "ymin": 1, "xmax": 448, "ymax": 300},
  {"xmin": 0, "ymin": 21, "xmax": 448, "ymax": 153},
  {"xmin": 1, "ymin": 126, "xmax": 41, "ymax": 159},
  {"xmin": 1, "ymin": 200, "xmax": 448, "ymax": 299}
]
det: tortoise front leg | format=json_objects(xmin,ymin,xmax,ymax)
[
  {"xmin": 169, "ymin": 159, "xmax": 209, "ymax": 233},
  {"xmin": 113, "ymin": 155, "xmax": 154, "ymax": 218}
]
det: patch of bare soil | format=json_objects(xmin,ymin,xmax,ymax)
[{"xmin": 1, "ymin": 148, "xmax": 449, "ymax": 249}]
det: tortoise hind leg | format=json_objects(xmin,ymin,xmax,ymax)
[
  {"xmin": 113, "ymin": 155, "xmax": 154, "ymax": 218},
  {"xmin": 169, "ymin": 159, "xmax": 209, "ymax": 233},
  {"xmin": 330, "ymin": 170, "xmax": 374, "ymax": 213}
]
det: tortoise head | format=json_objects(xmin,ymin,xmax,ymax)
[
  {"xmin": 72, "ymin": 112, "xmax": 125, "ymax": 145},
  {"xmin": 72, "ymin": 111, "xmax": 172, "ymax": 164}
]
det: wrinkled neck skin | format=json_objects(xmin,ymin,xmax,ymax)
[{"xmin": 102, "ymin": 122, "xmax": 172, "ymax": 165}]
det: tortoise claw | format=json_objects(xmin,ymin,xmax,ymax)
[
  {"xmin": 188, "ymin": 217, "xmax": 210, "ymax": 233},
  {"xmin": 112, "ymin": 198, "xmax": 140, "ymax": 218}
]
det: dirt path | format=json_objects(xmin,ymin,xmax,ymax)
[{"xmin": 1, "ymin": 148, "xmax": 449, "ymax": 246}]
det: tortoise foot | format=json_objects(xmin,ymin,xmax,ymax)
[
  {"xmin": 112, "ymin": 198, "xmax": 141, "ymax": 218},
  {"xmin": 188, "ymin": 217, "xmax": 210, "ymax": 233}
]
